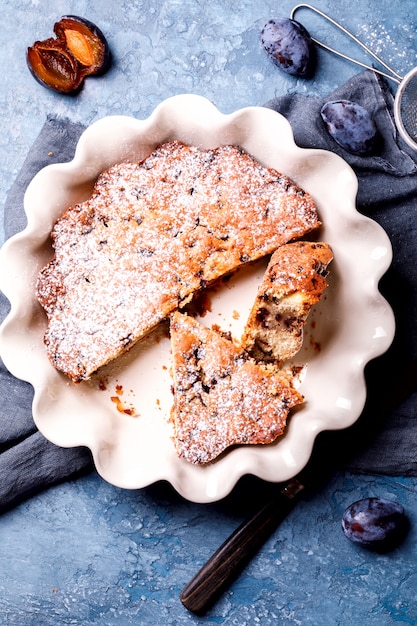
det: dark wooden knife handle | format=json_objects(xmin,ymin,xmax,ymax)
[{"xmin": 180, "ymin": 481, "xmax": 303, "ymax": 614}]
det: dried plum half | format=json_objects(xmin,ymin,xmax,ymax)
[{"xmin": 27, "ymin": 15, "xmax": 110, "ymax": 94}]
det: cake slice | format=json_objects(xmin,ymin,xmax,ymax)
[
  {"xmin": 241, "ymin": 241, "xmax": 333, "ymax": 363},
  {"xmin": 36, "ymin": 140, "xmax": 321, "ymax": 382},
  {"xmin": 170, "ymin": 311, "xmax": 303, "ymax": 465}
]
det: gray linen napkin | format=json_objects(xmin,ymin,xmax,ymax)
[
  {"xmin": 0, "ymin": 117, "xmax": 93, "ymax": 513},
  {"xmin": 265, "ymin": 70, "xmax": 417, "ymax": 475},
  {"xmin": 1, "ymin": 70, "xmax": 416, "ymax": 513}
]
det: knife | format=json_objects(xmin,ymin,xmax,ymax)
[{"xmin": 180, "ymin": 358, "xmax": 417, "ymax": 614}]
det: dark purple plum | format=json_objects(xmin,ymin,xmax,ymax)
[
  {"xmin": 342, "ymin": 497, "xmax": 407, "ymax": 550},
  {"xmin": 261, "ymin": 18, "xmax": 315, "ymax": 78},
  {"xmin": 320, "ymin": 100, "xmax": 381, "ymax": 156}
]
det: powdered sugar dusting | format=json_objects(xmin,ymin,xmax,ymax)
[
  {"xmin": 36, "ymin": 141, "xmax": 320, "ymax": 382},
  {"xmin": 357, "ymin": 21, "xmax": 415, "ymax": 78},
  {"xmin": 170, "ymin": 311, "xmax": 303, "ymax": 465}
]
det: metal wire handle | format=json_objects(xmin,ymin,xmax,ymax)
[{"xmin": 290, "ymin": 3, "xmax": 403, "ymax": 84}]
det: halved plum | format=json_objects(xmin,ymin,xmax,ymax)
[{"xmin": 27, "ymin": 16, "xmax": 110, "ymax": 94}]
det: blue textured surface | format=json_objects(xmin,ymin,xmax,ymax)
[
  {"xmin": 1, "ymin": 1, "xmax": 417, "ymax": 624},
  {"xmin": 1, "ymin": 471, "xmax": 417, "ymax": 624}
]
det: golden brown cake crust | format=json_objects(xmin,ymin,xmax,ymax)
[
  {"xmin": 36, "ymin": 140, "xmax": 320, "ymax": 382},
  {"xmin": 241, "ymin": 241, "xmax": 333, "ymax": 363},
  {"xmin": 170, "ymin": 311, "xmax": 303, "ymax": 465}
]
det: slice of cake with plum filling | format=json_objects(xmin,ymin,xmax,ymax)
[
  {"xmin": 241, "ymin": 241, "xmax": 333, "ymax": 363},
  {"xmin": 169, "ymin": 311, "xmax": 303, "ymax": 465},
  {"xmin": 36, "ymin": 141, "xmax": 320, "ymax": 382}
]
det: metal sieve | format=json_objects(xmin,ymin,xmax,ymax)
[{"xmin": 291, "ymin": 4, "xmax": 417, "ymax": 152}]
